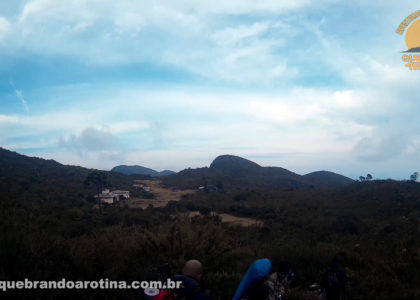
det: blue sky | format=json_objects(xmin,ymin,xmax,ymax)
[{"xmin": 1, "ymin": 0, "xmax": 420, "ymax": 179}]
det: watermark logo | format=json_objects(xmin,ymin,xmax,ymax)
[{"xmin": 396, "ymin": 10, "xmax": 420, "ymax": 70}]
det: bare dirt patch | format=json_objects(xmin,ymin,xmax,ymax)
[
  {"xmin": 218, "ymin": 213, "xmax": 262, "ymax": 227},
  {"xmin": 125, "ymin": 181, "xmax": 260, "ymax": 227},
  {"xmin": 127, "ymin": 180, "xmax": 195, "ymax": 209},
  {"xmin": 187, "ymin": 211, "xmax": 261, "ymax": 227}
]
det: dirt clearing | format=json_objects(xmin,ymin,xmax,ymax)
[
  {"xmin": 127, "ymin": 180, "xmax": 195, "ymax": 209},
  {"xmin": 187, "ymin": 211, "xmax": 261, "ymax": 227}
]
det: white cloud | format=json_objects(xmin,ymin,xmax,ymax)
[
  {"xmin": 1, "ymin": 0, "xmax": 412, "ymax": 86},
  {"xmin": 190, "ymin": 0, "xmax": 313, "ymax": 15},
  {"xmin": 0, "ymin": 114, "xmax": 21, "ymax": 124},
  {"xmin": 403, "ymin": 136, "xmax": 420, "ymax": 156},
  {"xmin": 18, "ymin": 0, "xmax": 313, "ymax": 24},
  {"xmin": 0, "ymin": 17, "xmax": 11, "ymax": 41},
  {"xmin": 0, "ymin": 111, "xmax": 95, "ymax": 133},
  {"xmin": 2, "ymin": 0, "xmax": 420, "ymax": 178},
  {"xmin": 212, "ymin": 22, "xmax": 272, "ymax": 47},
  {"xmin": 333, "ymin": 91, "xmax": 362, "ymax": 109},
  {"xmin": 249, "ymin": 100, "xmax": 323, "ymax": 123},
  {"xmin": 0, "ymin": 0, "xmax": 308, "ymax": 83},
  {"xmin": 1, "ymin": 86, "xmax": 372, "ymax": 155},
  {"xmin": 59, "ymin": 127, "xmax": 117, "ymax": 152},
  {"xmin": 1, "ymin": 81, "xmax": 418, "ymax": 178},
  {"xmin": 108, "ymin": 121, "xmax": 149, "ymax": 134},
  {"xmin": 182, "ymin": 20, "xmax": 299, "ymax": 83},
  {"xmin": 7, "ymin": 0, "xmax": 407, "ymax": 87},
  {"xmin": 353, "ymin": 134, "xmax": 408, "ymax": 162}
]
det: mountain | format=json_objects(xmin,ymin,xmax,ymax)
[
  {"xmin": 210, "ymin": 155, "xmax": 261, "ymax": 173},
  {"xmin": 1, "ymin": 153, "xmax": 419, "ymax": 299},
  {"xmin": 163, "ymin": 154, "xmax": 354, "ymax": 190},
  {"xmin": 0, "ymin": 147, "xmax": 353, "ymax": 198},
  {"xmin": 0, "ymin": 147, "xmax": 134, "ymax": 204},
  {"xmin": 303, "ymin": 170, "xmax": 354, "ymax": 189},
  {"xmin": 111, "ymin": 165, "xmax": 175, "ymax": 177},
  {"xmin": 159, "ymin": 170, "xmax": 177, "ymax": 176},
  {"xmin": 210, "ymin": 154, "xmax": 308, "ymax": 187}
]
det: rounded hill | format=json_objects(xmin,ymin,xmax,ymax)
[{"xmin": 209, "ymin": 155, "xmax": 261, "ymax": 173}]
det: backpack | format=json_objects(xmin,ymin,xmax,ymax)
[
  {"xmin": 233, "ymin": 258, "xmax": 272, "ymax": 300},
  {"xmin": 327, "ymin": 271, "xmax": 340, "ymax": 287},
  {"xmin": 155, "ymin": 290, "xmax": 196, "ymax": 300},
  {"xmin": 324, "ymin": 267, "xmax": 348, "ymax": 289},
  {"xmin": 321, "ymin": 267, "xmax": 348, "ymax": 300},
  {"xmin": 156, "ymin": 275, "xmax": 206, "ymax": 300},
  {"xmin": 155, "ymin": 290, "xmax": 178, "ymax": 300}
]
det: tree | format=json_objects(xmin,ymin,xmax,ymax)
[
  {"xmin": 359, "ymin": 174, "xmax": 372, "ymax": 182},
  {"xmin": 84, "ymin": 171, "xmax": 108, "ymax": 212},
  {"xmin": 410, "ymin": 172, "xmax": 419, "ymax": 181}
]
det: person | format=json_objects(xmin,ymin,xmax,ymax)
[
  {"xmin": 182, "ymin": 260, "xmax": 204, "ymax": 282},
  {"xmin": 320, "ymin": 255, "xmax": 349, "ymax": 300},
  {"xmin": 276, "ymin": 261, "xmax": 297, "ymax": 289},
  {"xmin": 155, "ymin": 260, "xmax": 210, "ymax": 300},
  {"xmin": 174, "ymin": 259, "xmax": 210, "ymax": 300},
  {"xmin": 243, "ymin": 260, "xmax": 297, "ymax": 300}
]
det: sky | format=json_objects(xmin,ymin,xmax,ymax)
[{"xmin": 1, "ymin": 0, "xmax": 420, "ymax": 179}]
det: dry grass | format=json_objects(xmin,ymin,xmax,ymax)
[
  {"xmin": 126, "ymin": 180, "xmax": 195, "ymax": 209},
  {"xmin": 187, "ymin": 211, "xmax": 261, "ymax": 227},
  {"xmin": 124, "ymin": 180, "xmax": 260, "ymax": 227},
  {"xmin": 218, "ymin": 213, "xmax": 262, "ymax": 227}
]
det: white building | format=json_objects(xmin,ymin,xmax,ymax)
[{"xmin": 96, "ymin": 189, "xmax": 130, "ymax": 204}]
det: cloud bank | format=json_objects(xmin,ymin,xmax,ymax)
[{"xmin": 0, "ymin": 0, "xmax": 419, "ymax": 179}]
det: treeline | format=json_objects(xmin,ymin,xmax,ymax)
[
  {"xmin": 1, "ymin": 149, "xmax": 420, "ymax": 299},
  {"xmin": 0, "ymin": 197, "xmax": 252, "ymax": 299},
  {"xmin": 175, "ymin": 180, "xmax": 420, "ymax": 299},
  {"xmin": 1, "ymin": 180, "xmax": 420, "ymax": 299}
]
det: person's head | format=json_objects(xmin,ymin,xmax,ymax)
[{"xmin": 182, "ymin": 259, "xmax": 203, "ymax": 281}]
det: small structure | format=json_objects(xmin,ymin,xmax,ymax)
[
  {"xmin": 197, "ymin": 185, "xmax": 218, "ymax": 193},
  {"xmin": 133, "ymin": 184, "xmax": 151, "ymax": 192},
  {"xmin": 96, "ymin": 189, "xmax": 130, "ymax": 204}
]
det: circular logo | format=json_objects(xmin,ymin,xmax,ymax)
[{"xmin": 405, "ymin": 19, "xmax": 420, "ymax": 51}]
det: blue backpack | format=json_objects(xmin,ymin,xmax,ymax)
[{"xmin": 232, "ymin": 258, "xmax": 272, "ymax": 300}]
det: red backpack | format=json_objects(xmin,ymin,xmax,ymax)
[{"xmin": 155, "ymin": 290, "xmax": 179, "ymax": 300}]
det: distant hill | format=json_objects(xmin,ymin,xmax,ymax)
[
  {"xmin": 0, "ymin": 148, "xmax": 135, "ymax": 204},
  {"xmin": 0, "ymin": 148, "xmax": 354, "ymax": 199},
  {"xmin": 163, "ymin": 154, "xmax": 354, "ymax": 190},
  {"xmin": 303, "ymin": 170, "xmax": 354, "ymax": 189},
  {"xmin": 159, "ymin": 170, "xmax": 177, "ymax": 176},
  {"xmin": 1, "ymin": 151, "xmax": 420, "ymax": 299},
  {"xmin": 111, "ymin": 165, "xmax": 175, "ymax": 177},
  {"xmin": 210, "ymin": 155, "xmax": 261, "ymax": 173}
]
